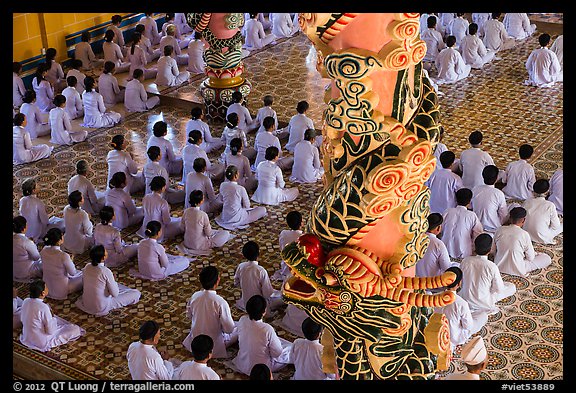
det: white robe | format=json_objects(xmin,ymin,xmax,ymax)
[
  {"xmin": 81, "ymin": 91, "xmax": 121, "ymax": 128},
  {"xmin": 426, "ymin": 168, "xmax": 463, "ymax": 215},
  {"xmin": 186, "ymin": 40, "xmax": 206, "ymax": 74},
  {"xmin": 434, "ymin": 47, "xmax": 471, "ymax": 85},
  {"xmin": 137, "ymin": 192, "xmax": 182, "ymax": 241},
  {"xmin": 447, "ymin": 17, "xmax": 469, "ymax": 47},
  {"xmin": 494, "ymin": 224, "xmax": 552, "ymax": 277},
  {"xmin": 272, "ymin": 229, "xmax": 303, "ymax": 282},
  {"xmin": 185, "ymin": 119, "xmax": 224, "ymax": 153},
  {"xmin": 147, "ymin": 135, "xmax": 183, "ymax": 176},
  {"xmin": 139, "ymin": 36, "xmax": 162, "ymax": 64},
  {"xmin": 254, "ymin": 105, "xmax": 278, "ymax": 133},
  {"xmin": 471, "ymin": 13, "xmax": 491, "ymax": 38},
  {"xmin": 75, "ymin": 263, "xmax": 141, "ymax": 316},
  {"xmin": 421, "ymin": 28, "xmax": 445, "ymax": 62},
  {"xmin": 290, "ymin": 140, "xmax": 324, "ymax": 183},
  {"xmin": 550, "ymin": 35, "xmax": 563, "ymax": 70},
  {"xmin": 105, "ymin": 188, "xmax": 144, "ymax": 230},
  {"xmin": 290, "ymin": 338, "xmax": 335, "ymax": 380},
  {"xmin": 49, "ymin": 107, "xmax": 88, "ymax": 145},
  {"xmin": 220, "ymin": 126, "xmax": 251, "ymax": 159},
  {"xmin": 32, "ymin": 78, "xmax": 55, "ymax": 113},
  {"xmin": 139, "ymin": 15, "xmax": 161, "ymax": 45},
  {"xmin": 503, "ymin": 13, "xmax": 536, "ymax": 40},
  {"xmin": 106, "ymin": 149, "xmax": 145, "ymax": 195},
  {"xmin": 234, "ymin": 260, "xmax": 281, "ymax": 312},
  {"xmin": 439, "ymin": 13, "xmax": 455, "ymax": 35},
  {"xmin": 285, "ymin": 113, "xmax": 315, "ymax": 152},
  {"xmin": 93, "ymin": 223, "xmax": 138, "ymax": 268},
  {"xmin": 226, "ymin": 102, "xmax": 254, "ymax": 133},
  {"xmin": 471, "ymin": 184, "xmax": 508, "ymax": 233},
  {"xmin": 13, "ymin": 72, "xmax": 26, "ymax": 108},
  {"xmin": 243, "ymin": 18, "xmax": 275, "ymax": 50},
  {"xmin": 20, "ymin": 298, "xmax": 84, "ymax": 352},
  {"xmin": 522, "ymin": 196, "xmax": 563, "ymax": 244},
  {"xmin": 482, "ymin": 19, "xmax": 516, "ymax": 52},
  {"xmin": 280, "ymin": 304, "xmax": 309, "ymax": 338},
  {"xmin": 271, "ymin": 13, "xmax": 297, "ymax": 38},
  {"xmin": 124, "ymin": 79, "xmax": 160, "ymax": 112},
  {"xmin": 415, "ymin": 233, "xmax": 454, "ymax": 278},
  {"xmin": 459, "ymin": 255, "xmax": 517, "ymax": 314},
  {"xmin": 67, "ymin": 174, "xmax": 105, "ymax": 215},
  {"xmin": 13, "ymin": 296, "xmax": 24, "ymax": 330},
  {"xmin": 502, "ymin": 159, "xmax": 536, "ymax": 201},
  {"xmin": 133, "ymin": 238, "xmax": 189, "ymax": 280},
  {"xmin": 525, "ymin": 47, "xmax": 563, "ymax": 87},
  {"xmin": 173, "ymin": 361, "xmax": 220, "ymax": 380},
  {"xmin": 441, "ymin": 205, "xmax": 484, "ymax": 259},
  {"xmin": 175, "ymin": 13, "xmax": 193, "ymax": 34},
  {"xmin": 224, "ymin": 153, "xmax": 257, "ymax": 193},
  {"xmin": 252, "ymin": 161, "xmax": 299, "ymax": 206},
  {"xmin": 180, "ymin": 207, "xmax": 231, "ymax": 254},
  {"xmin": 159, "ymin": 35, "xmax": 189, "ymax": 65},
  {"xmin": 108, "ymin": 25, "xmax": 126, "ymax": 48},
  {"xmin": 40, "ymin": 246, "xmax": 83, "ymax": 300},
  {"xmin": 254, "ymin": 131, "xmax": 282, "ymax": 169},
  {"xmin": 458, "ymin": 147, "xmax": 495, "ymax": 190},
  {"xmin": 13, "ymin": 233, "xmax": 43, "ymax": 282},
  {"xmin": 232, "ymin": 315, "xmax": 292, "ymax": 375},
  {"xmin": 181, "ymin": 289, "xmax": 236, "ymax": 359},
  {"xmin": 61, "ymin": 206, "xmax": 94, "ymax": 255},
  {"xmin": 103, "ymin": 41, "xmax": 130, "ymax": 73},
  {"xmin": 98, "ymin": 73, "xmax": 124, "ymax": 109},
  {"xmin": 19, "ymin": 195, "xmax": 65, "ymax": 243},
  {"xmin": 143, "ymin": 161, "xmax": 185, "ymax": 205},
  {"xmin": 74, "ymin": 41, "xmax": 103, "ymax": 70},
  {"xmin": 66, "ymin": 69, "xmax": 86, "ymax": 95},
  {"xmin": 155, "ymin": 56, "xmax": 190, "ymax": 86},
  {"xmin": 215, "ymin": 181, "xmax": 267, "ymax": 230},
  {"xmin": 127, "ymin": 45, "xmax": 158, "ymax": 80},
  {"xmin": 548, "ymin": 169, "xmax": 563, "ymax": 214},
  {"xmin": 13, "ymin": 126, "xmax": 52, "ymax": 165},
  {"xmin": 61, "ymin": 86, "xmax": 84, "ymax": 120},
  {"xmin": 434, "ymin": 293, "xmax": 486, "ymax": 348},
  {"xmin": 182, "ymin": 143, "xmax": 224, "ymax": 183},
  {"xmin": 19, "ymin": 102, "xmax": 51, "ymax": 139},
  {"xmin": 184, "ymin": 172, "xmax": 222, "ymax": 213},
  {"xmin": 127, "ymin": 342, "xmax": 174, "ymax": 380},
  {"xmin": 459, "ymin": 34, "xmax": 496, "ymax": 69}
]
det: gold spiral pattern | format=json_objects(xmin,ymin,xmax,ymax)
[{"xmin": 389, "ymin": 19, "xmax": 420, "ymax": 40}]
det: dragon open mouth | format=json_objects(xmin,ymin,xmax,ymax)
[{"xmin": 283, "ymin": 275, "xmax": 318, "ymax": 300}]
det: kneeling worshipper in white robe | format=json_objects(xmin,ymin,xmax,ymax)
[
  {"xmin": 40, "ymin": 228, "xmax": 83, "ymax": 300},
  {"xmin": 13, "ymin": 113, "xmax": 52, "ymax": 165},
  {"xmin": 136, "ymin": 177, "xmax": 183, "ymax": 242},
  {"xmin": 155, "ymin": 45, "xmax": 190, "ymax": 86},
  {"xmin": 185, "ymin": 106, "xmax": 225, "ymax": 153},
  {"xmin": 107, "ymin": 134, "xmax": 146, "ymax": 196},
  {"xmin": 61, "ymin": 77, "xmax": 84, "ymax": 119},
  {"xmin": 471, "ymin": 13, "xmax": 491, "ymax": 38},
  {"xmin": 243, "ymin": 14, "xmax": 276, "ymax": 51},
  {"xmin": 98, "ymin": 62, "xmax": 125, "ymax": 109},
  {"xmin": 215, "ymin": 166, "xmax": 267, "ymax": 230},
  {"xmin": 159, "ymin": 25, "xmax": 189, "ymax": 65},
  {"xmin": 421, "ymin": 16, "xmax": 446, "ymax": 63},
  {"xmin": 482, "ymin": 13, "xmax": 517, "ymax": 52},
  {"xmin": 290, "ymin": 129, "xmax": 324, "ymax": 183},
  {"xmin": 501, "ymin": 144, "xmax": 537, "ymax": 201},
  {"xmin": 285, "ymin": 101, "xmax": 322, "ymax": 153},
  {"xmin": 13, "ymin": 216, "xmax": 43, "ymax": 283},
  {"xmin": 182, "ymin": 130, "xmax": 225, "ymax": 182},
  {"xmin": 147, "ymin": 120, "xmax": 183, "ymax": 176},
  {"xmin": 174, "ymin": 335, "xmax": 221, "ymax": 380},
  {"xmin": 271, "ymin": 13, "xmax": 298, "ymax": 38},
  {"xmin": 415, "ymin": 213, "xmax": 455, "ymax": 279},
  {"xmin": 253, "ymin": 116, "xmax": 293, "ymax": 171},
  {"xmin": 131, "ymin": 221, "xmax": 190, "ymax": 281},
  {"xmin": 143, "ymin": 147, "xmax": 185, "ymax": 205},
  {"xmin": 13, "ymin": 288, "xmax": 24, "ymax": 330},
  {"xmin": 19, "ymin": 178, "xmax": 65, "ymax": 243},
  {"xmin": 550, "ymin": 34, "xmax": 563, "ymax": 71},
  {"xmin": 224, "ymin": 139, "xmax": 258, "ymax": 194},
  {"xmin": 179, "ymin": 191, "xmax": 232, "ymax": 256},
  {"xmin": 471, "ymin": 165, "xmax": 509, "ymax": 234},
  {"xmin": 19, "ymin": 90, "xmax": 51, "ymax": 139},
  {"xmin": 522, "ymin": 179, "xmax": 563, "ymax": 244},
  {"xmin": 548, "ymin": 169, "xmax": 563, "ymax": 215},
  {"xmin": 20, "ymin": 280, "xmax": 85, "ymax": 352},
  {"xmin": 61, "ymin": 191, "xmax": 94, "ymax": 255},
  {"xmin": 434, "ymin": 267, "xmax": 487, "ymax": 350},
  {"xmin": 102, "ymin": 31, "xmax": 130, "ymax": 74},
  {"xmin": 220, "ymin": 113, "xmax": 257, "ymax": 163},
  {"xmin": 127, "ymin": 320, "xmax": 178, "ymax": 380},
  {"xmin": 182, "ymin": 266, "xmax": 237, "ymax": 358},
  {"xmin": 426, "ymin": 151, "xmax": 463, "ymax": 215},
  {"xmin": 503, "ymin": 13, "xmax": 536, "ymax": 40},
  {"xmin": 231, "ymin": 295, "xmax": 292, "ymax": 376},
  {"xmin": 105, "ymin": 172, "xmax": 145, "ymax": 230},
  {"xmin": 457, "ymin": 130, "xmax": 496, "ymax": 190},
  {"xmin": 68, "ymin": 160, "xmax": 105, "ymax": 216},
  {"xmin": 271, "ymin": 210, "xmax": 303, "ymax": 282},
  {"xmin": 124, "ymin": 69, "xmax": 161, "ymax": 112},
  {"xmin": 434, "ymin": 35, "xmax": 471, "ymax": 85},
  {"xmin": 252, "ymin": 146, "xmax": 299, "ymax": 206},
  {"xmin": 494, "ymin": 207, "xmax": 552, "ymax": 277},
  {"xmin": 184, "ymin": 158, "xmax": 223, "ymax": 214},
  {"xmin": 187, "ymin": 32, "xmax": 206, "ymax": 74},
  {"xmin": 93, "ymin": 206, "xmax": 138, "ymax": 268},
  {"xmin": 290, "ymin": 318, "xmax": 336, "ymax": 380},
  {"xmin": 459, "ymin": 234, "xmax": 517, "ymax": 315},
  {"xmin": 447, "ymin": 13, "xmax": 469, "ymax": 48},
  {"xmin": 226, "ymin": 91, "xmax": 256, "ymax": 134},
  {"xmin": 75, "ymin": 245, "xmax": 141, "ymax": 316},
  {"xmin": 525, "ymin": 33, "xmax": 563, "ymax": 88},
  {"xmin": 280, "ymin": 304, "xmax": 309, "ymax": 338},
  {"xmin": 80, "ymin": 76, "xmax": 122, "ymax": 128},
  {"xmin": 444, "ymin": 336, "xmax": 488, "ymax": 380},
  {"xmin": 49, "ymin": 95, "xmax": 88, "ymax": 145},
  {"xmin": 459, "ymin": 23, "xmax": 496, "ymax": 69}
]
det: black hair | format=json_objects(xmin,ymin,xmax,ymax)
[
  {"xmin": 84, "ymin": 76, "xmax": 96, "ymax": 93},
  {"xmin": 189, "ymin": 189, "xmax": 204, "ymax": 207},
  {"xmin": 132, "ymin": 68, "xmax": 144, "ymax": 80},
  {"xmin": 474, "ymin": 233, "xmax": 492, "ymax": 255},
  {"xmin": 304, "ymin": 128, "xmax": 316, "ymax": 141},
  {"xmin": 68, "ymin": 190, "xmax": 83, "ymax": 209},
  {"xmin": 45, "ymin": 47, "xmax": 57, "ymax": 63},
  {"xmin": 81, "ymin": 31, "xmax": 91, "ymax": 42},
  {"xmin": 468, "ymin": 22, "xmax": 478, "ymax": 35},
  {"xmin": 111, "ymin": 15, "xmax": 122, "ymax": 25},
  {"xmin": 468, "ymin": 130, "xmax": 483, "ymax": 145},
  {"xmin": 263, "ymin": 95, "xmax": 273, "ymax": 106},
  {"xmin": 225, "ymin": 165, "xmax": 238, "ymax": 181},
  {"xmin": 145, "ymin": 220, "xmax": 162, "ymax": 237},
  {"xmin": 131, "ymin": 32, "xmax": 142, "ymax": 55},
  {"xmin": 14, "ymin": 113, "xmax": 26, "ymax": 127},
  {"xmin": 446, "ymin": 35, "xmax": 457, "ymax": 48},
  {"xmin": 153, "ymin": 121, "xmax": 168, "ymax": 137},
  {"xmin": 188, "ymin": 130, "xmax": 203, "ymax": 145},
  {"xmin": 302, "ymin": 317, "xmax": 322, "ymax": 341},
  {"xmin": 427, "ymin": 213, "xmax": 443, "ymax": 231},
  {"xmin": 194, "ymin": 30, "xmax": 202, "ymax": 40},
  {"xmin": 109, "ymin": 171, "xmax": 127, "ymax": 189},
  {"xmin": 445, "ymin": 266, "xmax": 463, "ymax": 289},
  {"xmin": 66, "ymin": 75, "xmax": 78, "ymax": 86},
  {"xmin": 135, "ymin": 24, "xmax": 145, "ymax": 34},
  {"xmin": 481, "ymin": 165, "xmax": 499, "ymax": 185},
  {"xmin": 231, "ymin": 91, "xmax": 243, "ymax": 103},
  {"xmin": 13, "ymin": 61, "xmax": 22, "ymax": 73},
  {"xmin": 296, "ymin": 100, "xmax": 309, "ymax": 114},
  {"xmin": 263, "ymin": 116, "xmax": 275, "ymax": 131},
  {"xmin": 165, "ymin": 13, "xmax": 175, "ymax": 21},
  {"xmin": 533, "ymin": 179, "xmax": 550, "ymax": 194},
  {"xmin": 72, "ymin": 59, "xmax": 83, "ymax": 69},
  {"xmin": 250, "ymin": 364, "xmax": 272, "ymax": 380},
  {"xmin": 191, "ymin": 334, "xmax": 214, "ymax": 361},
  {"xmin": 492, "ymin": 13, "xmax": 501, "ymax": 19},
  {"xmin": 439, "ymin": 150, "xmax": 456, "ymax": 169},
  {"xmin": 539, "ymin": 33, "xmax": 551, "ymax": 47},
  {"xmin": 30, "ymin": 280, "xmax": 46, "ymax": 299},
  {"xmin": 34, "ymin": 63, "xmax": 49, "ymax": 84},
  {"xmin": 456, "ymin": 188, "xmax": 473, "ymax": 206},
  {"xmin": 103, "ymin": 61, "xmax": 116, "ymax": 74},
  {"xmin": 199, "ymin": 265, "xmax": 219, "ymax": 289},
  {"xmin": 230, "ymin": 137, "xmax": 243, "ymax": 155},
  {"xmin": 163, "ymin": 45, "xmax": 173, "ymax": 57},
  {"xmin": 519, "ymin": 144, "xmax": 534, "ymax": 159},
  {"xmin": 13, "ymin": 216, "xmax": 27, "ymax": 233},
  {"xmin": 53, "ymin": 94, "xmax": 66, "ymax": 107},
  {"xmin": 265, "ymin": 146, "xmax": 279, "ymax": 161},
  {"xmin": 226, "ymin": 112, "xmax": 239, "ymax": 128},
  {"xmin": 193, "ymin": 157, "xmax": 207, "ymax": 173},
  {"xmin": 111, "ymin": 134, "xmax": 125, "ymax": 150},
  {"xmin": 22, "ymin": 178, "xmax": 37, "ymax": 196},
  {"xmin": 43, "ymin": 227, "xmax": 63, "ymax": 246},
  {"xmin": 427, "ymin": 16, "xmax": 437, "ymax": 28},
  {"xmin": 242, "ymin": 240, "xmax": 259, "ymax": 261},
  {"xmin": 286, "ymin": 211, "xmax": 302, "ymax": 230},
  {"xmin": 23, "ymin": 89, "xmax": 36, "ymax": 104},
  {"xmin": 99, "ymin": 205, "xmax": 115, "ymax": 225},
  {"xmin": 90, "ymin": 245, "xmax": 106, "ymax": 266},
  {"xmin": 190, "ymin": 106, "xmax": 203, "ymax": 119},
  {"xmin": 246, "ymin": 294, "xmax": 267, "ymax": 320},
  {"xmin": 249, "ymin": 13, "xmax": 258, "ymax": 19},
  {"xmin": 150, "ymin": 176, "xmax": 167, "ymax": 192},
  {"xmin": 139, "ymin": 320, "xmax": 160, "ymax": 341},
  {"xmin": 147, "ymin": 145, "xmax": 161, "ymax": 161},
  {"xmin": 509, "ymin": 207, "xmax": 527, "ymax": 223},
  {"xmin": 105, "ymin": 29, "xmax": 115, "ymax": 42}
]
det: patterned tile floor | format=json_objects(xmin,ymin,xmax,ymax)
[{"xmin": 12, "ymin": 26, "xmax": 562, "ymax": 381}]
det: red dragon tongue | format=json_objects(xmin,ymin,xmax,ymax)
[{"xmin": 298, "ymin": 234, "xmax": 327, "ymax": 267}]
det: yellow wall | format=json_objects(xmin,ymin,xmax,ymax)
[{"xmin": 13, "ymin": 13, "xmax": 129, "ymax": 63}]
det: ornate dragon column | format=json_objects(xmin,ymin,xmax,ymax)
[
  {"xmin": 186, "ymin": 13, "xmax": 252, "ymax": 121},
  {"xmin": 281, "ymin": 13, "xmax": 455, "ymax": 380}
]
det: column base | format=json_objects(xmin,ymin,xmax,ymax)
[{"xmin": 200, "ymin": 78, "xmax": 252, "ymax": 122}]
